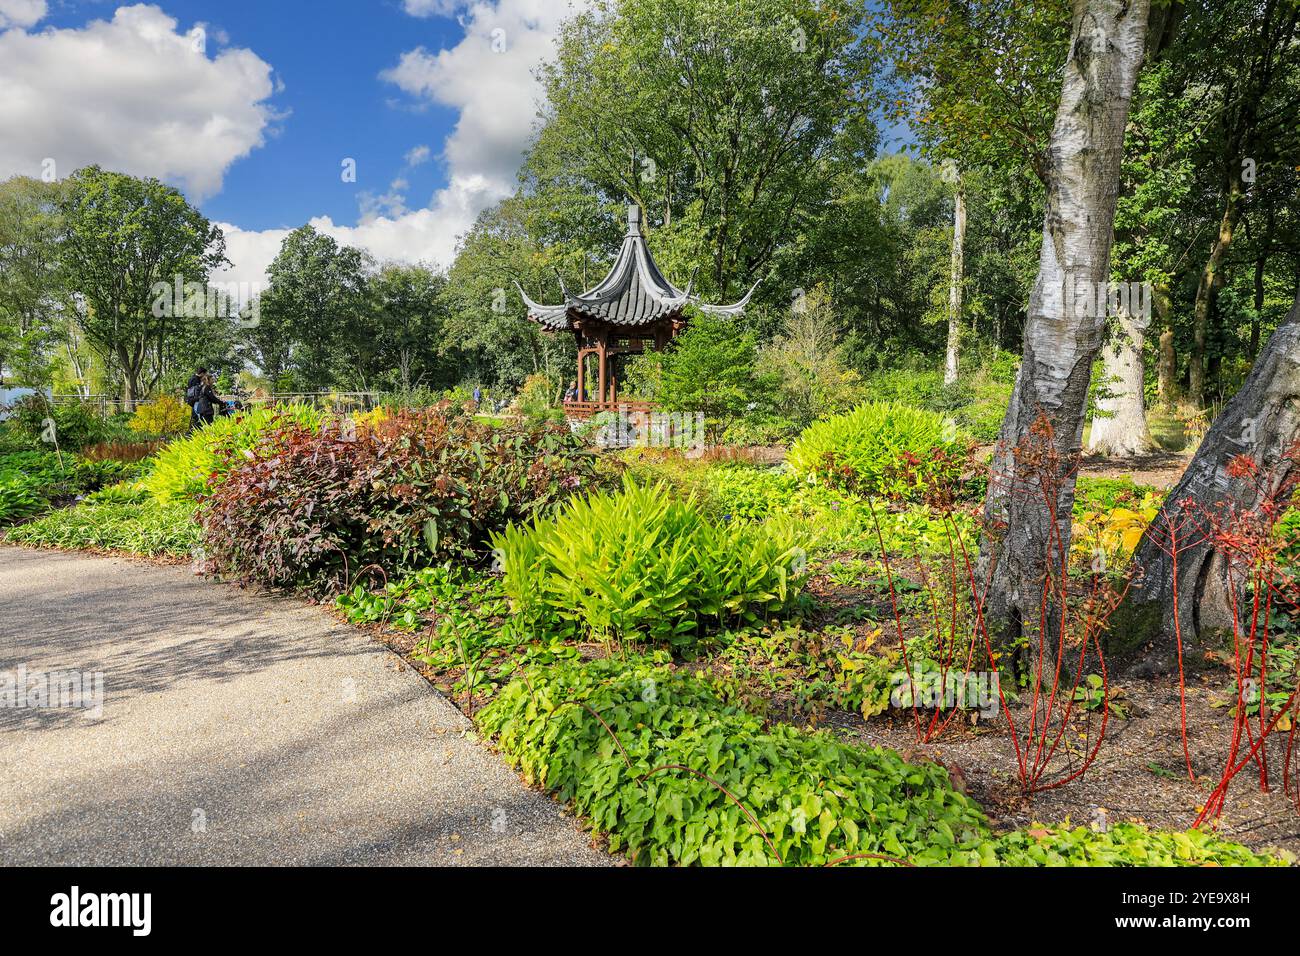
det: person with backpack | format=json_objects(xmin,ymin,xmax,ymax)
[
  {"xmin": 195, "ymin": 373, "xmax": 220, "ymax": 427},
  {"xmin": 185, "ymin": 368, "xmax": 208, "ymax": 429}
]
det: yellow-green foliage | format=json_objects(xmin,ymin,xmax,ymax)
[
  {"xmin": 492, "ymin": 478, "xmax": 810, "ymax": 647},
  {"xmin": 129, "ymin": 397, "xmax": 192, "ymax": 438},
  {"xmin": 788, "ymin": 402, "xmax": 963, "ymax": 499}
]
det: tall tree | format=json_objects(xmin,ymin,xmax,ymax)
[
  {"xmin": 0, "ymin": 177, "xmax": 66, "ymax": 386},
  {"xmin": 944, "ymin": 179, "xmax": 966, "ymax": 385},
  {"xmin": 532, "ymin": 0, "xmax": 877, "ymax": 301},
  {"xmin": 368, "ymin": 264, "xmax": 454, "ymax": 392},
  {"xmin": 444, "ymin": 195, "xmax": 586, "ymax": 389},
  {"xmin": 57, "ymin": 167, "xmax": 226, "ymax": 409},
  {"xmin": 980, "ymin": 0, "xmax": 1151, "ymax": 648},
  {"xmin": 882, "ymin": 0, "xmax": 1071, "ymax": 371},
  {"xmin": 1087, "ymin": 306, "xmax": 1154, "ymax": 456},
  {"xmin": 1181, "ymin": 0, "xmax": 1300, "ymax": 408},
  {"xmin": 1086, "ymin": 21, "xmax": 1195, "ymax": 456},
  {"xmin": 257, "ymin": 225, "xmax": 370, "ymax": 391}
]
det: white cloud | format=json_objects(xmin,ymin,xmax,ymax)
[
  {"xmin": 401, "ymin": 0, "xmax": 463, "ymax": 18},
  {"xmin": 374, "ymin": 0, "xmax": 586, "ymax": 255},
  {"xmin": 213, "ymin": 221, "xmax": 291, "ymax": 303},
  {"xmin": 218, "ymin": 0, "xmax": 585, "ymax": 293},
  {"xmin": 404, "ymin": 144, "xmax": 432, "ymax": 167},
  {"xmin": 214, "ymin": 174, "xmax": 502, "ymax": 297},
  {"xmin": 0, "ymin": 4, "xmax": 277, "ymax": 200},
  {"xmin": 0, "ymin": 0, "xmax": 46, "ymax": 30}
]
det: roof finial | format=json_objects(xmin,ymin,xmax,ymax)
[{"xmin": 626, "ymin": 203, "xmax": 642, "ymax": 237}]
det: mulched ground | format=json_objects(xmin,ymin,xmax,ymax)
[{"xmin": 830, "ymin": 679, "xmax": 1300, "ymax": 858}]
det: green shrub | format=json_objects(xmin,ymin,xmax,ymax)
[
  {"xmin": 201, "ymin": 406, "xmax": 601, "ymax": 594},
  {"xmin": 858, "ymin": 351, "xmax": 1017, "ymax": 443},
  {"xmin": 6, "ymin": 500, "xmax": 200, "ymax": 556},
  {"xmin": 0, "ymin": 473, "xmax": 48, "ymax": 524},
  {"xmin": 719, "ymin": 417, "xmax": 797, "ymax": 448},
  {"xmin": 478, "ymin": 657, "xmax": 1282, "ymax": 867},
  {"xmin": 788, "ymin": 402, "xmax": 964, "ymax": 500},
  {"xmin": 698, "ymin": 465, "xmax": 801, "ymax": 521},
  {"xmin": 513, "ymin": 371, "xmax": 563, "ymax": 424},
  {"xmin": 0, "ymin": 450, "xmax": 63, "ymax": 487},
  {"xmin": 85, "ymin": 480, "xmax": 150, "ymax": 505},
  {"xmin": 0, "ymin": 451, "xmax": 135, "ymax": 525},
  {"xmin": 7, "ymin": 395, "xmax": 113, "ymax": 451},
  {"xmin": 141, "ymin": 403, "xmax": 324, "ymax": 502},
  {"xmin": 492, "ymin": 479, "xmax": 809, "ymax": 647}
]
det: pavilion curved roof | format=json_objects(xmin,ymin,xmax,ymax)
[{"xmin": 516, "ymin": 204, "xmax": 758, "ymax": 333}]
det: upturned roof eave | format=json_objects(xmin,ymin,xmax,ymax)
[{"xmin": 516, "ymin": 204, "xmax": 758, "ymax": 329}]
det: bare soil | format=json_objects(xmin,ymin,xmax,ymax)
[
  {"xmin": 830, "ymin": 679, "xmax": 1300, "ymax": 857},
  {"xmin": 1078, "ymin": 449, "xmax": 1194, "ymax": 491}
]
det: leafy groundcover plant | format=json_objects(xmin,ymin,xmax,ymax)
[
  {"xmin": 787, "ymin": 401, "xmax": 965, "ymax": 499},
  {"xmin": 201, "ymin": 405, "xmax": 601, "ymax": 594},
  {"xmin": 0, "ymin": 451, "xmax": 138, "ymax": 526},
  {"xmin": 492, "ymin": 479, "xmax": 810, "ymax": 648},
  {"xmin": 477, "ymin": 657, "xmax": 1282, "ymax": 867},
  {"xmin": 6, "ymin": 395, "xmax": 120, "ymax": 451},
  {"xmin": 7, "ymin": 500, "xmax": 200, "ymax": 557}
]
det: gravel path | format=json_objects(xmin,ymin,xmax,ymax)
[{"xmin": 0, "ymin": 545, "xmax": 608, "ymax": 866}]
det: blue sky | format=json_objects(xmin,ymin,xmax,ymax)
[
  {"xmin": 0, "ymin": 0, "xmax": 579, "ymax": 288},
  {"xmin": 0, "ymin": 0, "xmax": 914, "ymax": 293},
  {"xmin": 42, "ymin": 0, "xmax": 468, "ymax": 232}
]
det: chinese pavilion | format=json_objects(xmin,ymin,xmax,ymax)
[{"xmin": 516, "ymin": 204, "xmax": 757, "ymax": 414}]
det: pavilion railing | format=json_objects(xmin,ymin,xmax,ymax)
[{"xmin": 562, "ymin": 400, "xmax": 656, "ymax": 419}]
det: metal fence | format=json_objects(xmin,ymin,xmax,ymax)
[{"xmin": 49, "ymin": 392, "xmax": 386, "ymax": 415}]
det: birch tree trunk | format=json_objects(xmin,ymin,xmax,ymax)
[
  {"xmin": 944, "ymin": 185, "xmax": 965, "ymax": 387},
  {"xmin": 1112, "ymin": 290, "xmax": 1300, "ymax": 674},
  {"xmin": 980, "ymin": 0, "xmax": 1151, "ymax": 650},
  {"xmin": 1087, "ymin": 308, "xmax": 1152, "ymax": 456}
]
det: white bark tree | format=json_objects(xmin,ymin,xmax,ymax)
[
  {"xmin": 944, "ymin": 183, "xmax": 966, "ymax": 387},
  {"xmin": 980, "ymin": 0, "xmax": 1151, "ymax": 648},
  {"xmin": 1087, "ymin": 307, "xmax": 1153, "ymax": 456}
]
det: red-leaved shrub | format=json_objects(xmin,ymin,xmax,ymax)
[{"xmin": 199, "ymin": 404, "xmax": 601, "ymax": 594}]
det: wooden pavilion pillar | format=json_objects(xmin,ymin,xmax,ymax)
[{"xmin": 597, "ymin": 338, "xmax": 608, "ymax": 405}]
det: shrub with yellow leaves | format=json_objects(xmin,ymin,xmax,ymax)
[
  {"xmin": 1071, "ymin": 502, "xmax": 1161, "ymax": 573},
  {"xmin": 129, "ymin": 397, "xmax": 191, "ymax": 439}
]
